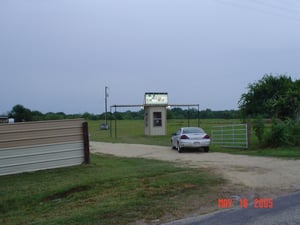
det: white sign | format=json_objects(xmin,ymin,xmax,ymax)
[{"xmin": 145, "ymin": 93, "xmax": 168, "ymax": 105}]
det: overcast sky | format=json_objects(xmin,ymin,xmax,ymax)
[{"xmin": 1, "ymin": 0, "xmax": 299, "ymax": 114}]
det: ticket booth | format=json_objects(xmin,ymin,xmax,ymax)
[{"xmin": 144, "ymin": 92, "xmax": 168, "ymax": 136}]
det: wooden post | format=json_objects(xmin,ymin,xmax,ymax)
[{"xmin": 82, "ymin": 122, "xmax": 90, "ymax": 164}]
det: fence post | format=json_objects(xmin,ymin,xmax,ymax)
[
  {"xmin": 82, "ymin": 122, "xmax": 90, "ymax": 164},
  {"xmin": 247, "ymin": 121, "xmax": 251, "ymax": 149}
]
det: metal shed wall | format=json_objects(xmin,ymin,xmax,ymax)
[{"xmin": 0, "ymin": 119, "xmax": 89, "ymax": 176}]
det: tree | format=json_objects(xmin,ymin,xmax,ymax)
[
  {"xmin": 8, "ymin": 104, "xmax": 32, "ymax": 122},
  {"xmin": 239, "ymin": 74, "xmax": 299, "ymax": 120},
  {"xmin": 31, "ymin": 110, "xmax": 44, "ymax": 121},
  {"xmin": 286, "ymin": 80, "xmax": 300, "ymax": 123}
]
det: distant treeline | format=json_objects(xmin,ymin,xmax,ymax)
[
  {"xmin": 7, "ymin": 105, "xmax": 240, "ymax": 122},
  {"xmin": 111, "ymin": 108, "xmax": 240, "ymax": 120}
]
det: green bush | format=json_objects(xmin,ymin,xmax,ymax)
[
  {"xmin": 264, "ymin": 119, "xmax": 300, "ymax": 147},
  {"xmin": 288, "ymin": 120, "xmax": 300, "ymax": 146},
  {"xmin": 253, "ymin": 116, "xmax": 265, "ymax": 144}
]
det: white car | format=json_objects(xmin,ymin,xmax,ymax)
[{"xmin": 171, "ymin": 127, "xmax": 211, "ymax": 153}]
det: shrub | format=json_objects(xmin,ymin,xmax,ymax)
[
  {"xmin": 287, "ymin": 120, "xmax": 300, "ymax": 146},
  {"xmin": 253, "ymin": 116, "xmax": 265, "ymax": 144},
  {"xmin": 264, "ymin": 119, "xmax": 300, "ymax": 147}
]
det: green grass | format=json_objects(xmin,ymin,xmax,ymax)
[
  {"xmin": 0, "ymin": 154, "xmax": 225, "ymax": 225},
  {"xmin": 212, "ymin": 145, "xmax": 300, "ymax": 158},
  {"xmin": 89, "ymin": 119, "xmax": 300, "ymax": 159},
  {"xmin": 89, "ymin": 119, "xmax": 240, "ymax": 145},
  {"xmin": 2, "ymin": 119, "xmax": 297, "ymax": 224}
]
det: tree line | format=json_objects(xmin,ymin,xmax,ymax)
[{"xmin": 6, "ymin": 104, "xmax": 240, "ymax": 122}]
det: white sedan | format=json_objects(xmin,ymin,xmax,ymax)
[{"xmin": 171, "ymin": 127, "xmax": 211, "ymax": 153}]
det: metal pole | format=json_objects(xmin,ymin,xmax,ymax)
[
  {"xmin": 188, "ymin": 106, "xmax": 190, "ymax": 127},
  {"xmin": 110, "ymin": 106, "xmax": 112, "ymax": 137},
  {"xmin": 105, "ymin": 86, "xmax": 108, "ymax": 127},
  {"xmin": 198, "ymin": 104, "xmax": 200, "ymax": 127},
  {"xmin": 114, "ymin": 106, "xmax": 117, "ymax": 138},
  {"xmin": 246, "ymin": 122, "xmax": 250, "ymax": 149}
]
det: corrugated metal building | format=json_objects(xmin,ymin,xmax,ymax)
[
  {"xmin": 0, "ymin": 119, "xmax": 89, "ymax": 176},
  {"xmin": 0, "ymin": 116, "xmax": 8, "ymax": 123}
]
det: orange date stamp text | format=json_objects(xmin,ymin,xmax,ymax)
[{"xmin": 218, "ymin": 198, "xmax": 273, "ymax": 209}]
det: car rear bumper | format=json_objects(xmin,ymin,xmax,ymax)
[{"xmin": 179, "ymin": 139, "xmax": 211, "ymax": 148}]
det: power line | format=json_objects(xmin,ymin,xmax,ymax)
[
  {"xmin": 251, "ymin": 0, "xmax": 300, "ymax": 15},
  {"xmin": 213, "ymin": 0, "xmax": 300, "ymax": 22}
]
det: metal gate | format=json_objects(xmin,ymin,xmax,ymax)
[{"xmin": 211, "ymin": 124, "xmax": 249, "ymax": 149}]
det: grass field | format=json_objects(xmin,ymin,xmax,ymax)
[
  {"xmin": 89, "ymin": 119, "xmax": 300, "ymax": 159},
  {"xmin": 89, "ymin": 119, "xmax": 241, "ymax": 146},
  {"xmin": 0, "ymin": 154, "xmax": 226, "ymax": 225}
]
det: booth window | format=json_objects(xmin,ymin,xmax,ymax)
[{"xmin": 153, "ymin": 112, "xmax": 162, "ymax": 127}]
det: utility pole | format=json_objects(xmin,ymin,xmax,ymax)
[{"xmin": 104, "ymin": 86, "xmax": 109, "ymax": 128}]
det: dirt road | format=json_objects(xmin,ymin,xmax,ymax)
[{"xmin": 90, "ymin": 142, "xmax": 300, "ymax": 192}]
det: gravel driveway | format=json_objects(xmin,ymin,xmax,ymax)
[{"xmin": 90, "ymin": 142, "xmax": 300, "ymax": 192}]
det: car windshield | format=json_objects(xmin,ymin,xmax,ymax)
[{"xmin": 182, "ymin": 128, "xmax": 204, "ymax": 134}]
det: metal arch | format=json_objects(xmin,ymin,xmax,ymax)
[
  {"xmin": 109, "ymin": 103, "xmax": 200, "ymax": 138},
  {"xmin": 168, "ymin": 104, "xmax": 200, "ymax": 127},
  {"xmin": 110, "ymin": 104, "xmax": 144, "ymax": 138}
]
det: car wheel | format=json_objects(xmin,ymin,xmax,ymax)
[
  {"xmin": 203, "ymin": 147, "xmax": 209, "ymax": 152},
  {"xmin": 177, "ymin": 142, "xmax": 182, "ymax": 153},
  {"xmin": 171, "ymin": 140, "xmax": 176, "ymax": 150}
]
